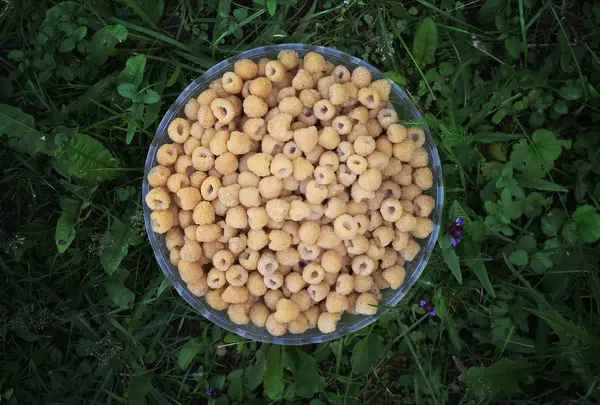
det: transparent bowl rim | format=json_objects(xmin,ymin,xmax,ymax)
[{"xmin": 142, "ymin": 44, "xmax": 445, "ymax": 345}]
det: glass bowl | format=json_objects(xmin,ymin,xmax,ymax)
[{"xmin": 143, "ymin": 44, "xmax": 444, "ymax": 345}]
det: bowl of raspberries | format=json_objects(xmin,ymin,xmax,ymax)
[{"xmin": 142, "ymin": 44, "xmax": 444, "ymax": 344}]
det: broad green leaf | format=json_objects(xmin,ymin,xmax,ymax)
[
  {"xmin": 385, "ymin": 72, "xmax": 406, "ymax": 87},
  {"xmin": 0, "ymin": 104, "xmax": 47, "ymax": 155},
  {"xmin": 126, "ymin": 374, "xmax": 151, "ymax": 405},
  {"xmin": 510, "ymin": 130, "xmax": 571, "ymax": 178},
  {"xmin": 227, "ymin": 369, "xmax": 245, "ymax": 400},
  {"xmin": 244, "ymin": 345, "xmax": 266, "ymax": 391},
  {"xmin": 264, "ymin": 345, "xmax": 284, "ymax": 400},
  {"xmin": 104, "ymin": 270, "xmax": 135, "ymax": 310},
  {"xmin": 59, "ymin": 37, "xmax": 77, "ymax": 53},
  {"xmin": 289, "ymin": 348, "xmax": 324, "ymax": 397},
  {"xmin": 55, "ymin": 197, "xmax": 80, "ymax": 253},
  {"xmin": 53, "ymin": 133, "xmax": 120, "ymax": 181},
  {"xmin": 564, "ymin": 205, "xmax": 600, "ymax": 243},
  {"xmin": 143, "ymin": 89, "xmax": 160, "ymax": 104},
  {"xmin": 443, "ymin": 248, "xmax": 462, "ymax": 284},
  {"xmin": 459, "ymin": 358, "xmax": 533, "ymax": 398},
  {"xmin": 526, "ymin": 307, "xmax": 600, "ymax": 349},
  {"xmin": 471, "ymin": 132, "xmax": 525, "ymax": 143},
  {"xmin": 540, "ymin": 209, "xmax": 565, "ymax": 236},
  {"xmin": 178, "ymin": 338, "xmax": 204, "ymax": 370},
  {"xmin": 505, "ymin": 36, "xmax": 521, "ymax": 59},
  {"xmin": 87, "ymin": 25, "xmax": 128, "ymax": 65},
  {"xmin": 118, "ymin": 83, "xmax": 137, "ymax": 99},
  {"xmin": 350, "ymin": 331, "xmax": 384, "ymax": 374},
  {"xmin": 122, "ymin": 0, "xmax": 164, "ymax": 28},
  {"xmin": 413, "ymin": 18, "xmax": 438, "ymax": 66},
  {"xmin": 530, "ymin": 252, "xmax": 552, "ymax": 273},
  {"xmin": 121, "ymin": 54, "xmax": 147, "ymax": 87},
  {"xmin": 100, "ymin": 219, "xmax": 133, "ymax": 275},
  {"xmin": 509, "ymin": 249, "xmax": 529, "ymax": 266}
]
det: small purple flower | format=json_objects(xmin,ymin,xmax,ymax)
[
  {"xmin": 447, "ymin": 218, "xmax": 465, "ymax": 247},
  {"xmin": 418, "ymin": 299, "xmax": 437, "ymax": 317},
  {"xmin": 206, "ymin": 388, "xmax": 222, "ymax": 398}
]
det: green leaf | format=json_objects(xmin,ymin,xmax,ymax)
[
  {"xmin": 104, "ymin": 276, "xmax": 135, "ymax": 310},
  {"xmin": 413, "ymin": 18, "xmax": 438, "ymax": 66},
  {"xmin": 516, "ymin": 176, "xmax": 568, "ymax": 192},
  {"xmin": 471, "ymin": 132, "xmax": 525, "ymax": 143},
  {"xmin": 244, "ymin": 345, "xmax": 266, "ymax": 391},
  {"xmin": 178, "ymin": 338, "xmax": 204, "ymax": 370},
  {"xmin": 443, "ymin": 248, "xmax": 462, "ymax": 284},
  {"xmin": 290, "ymin": 348, "xmax": 325, "ymax": 397},
  {"xmin": 565, "ymin": 205, "xmax": 600, "ymax": 243},
  {"xmin": 509, "ymin": 249, "xmax": 529, "ymax": 266},
  {"xmin": 530, "ymin": 252, "xmax": 552, "ymax": 273},
  {"xmin": 266, "ymin": 0, "xmax": 277, "ymax": 16},
  {"xmin": 350, "ymin": 331, "xmax": 384, "ymax": 374},
  {"xmin": 100, "ymin": 219, "xmax": 133, "ymax": 275},
  {"xmin": 53, "ymin": 133, "xmax": 120, "ymax": 181},
  {"xmin": 87, "ymin": 25, "xmax": 128, "ymax": 65},
  {"xmin": 126, "ymin": 374, "xmax": 151, "ymax": 405},
  {"xmin": 0, "ymin": 104, "xmax": 47, "ymax": 155},
  {"xmin": 384, "ymin": 72, "xmax": 406, "ymax": 87},
  {"xmin": 510, "ymin": 130, "xmax": 571, "ymax": 178},
  {"xmin": 264, "ymin": 345, "xmax": 284, "ymax": 400},
  {"xmin": 118, "ymin": 83, "xmax": 137, "ymax": 99},
  {"xmin": 143, "ymin": 89, "xmax": 160, "ymax": 104},
  {"xmin": 459, "ymin": 358, "xmax": 533, "ymax": 398},
  {"xmin": 59, "ymin": 37, "xmax": 77, "ymax": 53},
  {"xmin": 122, "ymin": 0, "xmax": 164, "ymax": 29},
  {"xmin": 468, "ymin": 259, "xmax": 496, "ymax": 297},
  {"xmin": 505, "ymin": 36, "xmax": 521, "ymax": 59},
  {"xmin": 55, "ymin": 197, "xmax": 80, "ymax": 253},
  {"xmin": 121, "ymin": 54, "xmax": 147, "ymax": 87}
]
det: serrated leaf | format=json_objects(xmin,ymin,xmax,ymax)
[
  {"xmin": 443, "ymin": 247, "xmax": 462, "ymax": 283},
  {"xmin": 0, "ymin": 104, "xmax": 47, "ymax": 155},
  {"xmin": 509, "ymin": 249, "xmax": 528, "ymax": 266},
  {"xmin": 566, "ymin": 205, "xmax": 600, "ymax": 243},
  {"xmin": 178, "ymin": 338, "xmax": 204, "ymax": 370},
  {"xmin": 53, "ymin": 133, "xmax": 120, "ymax": 181},
  {"xmin": 143, "ymin": 89, "xmax": 160, "ymax": 104},
  {"xmin": 505, "ymin": 36, "xmax": 521, "ymax": 59},
  {"xmin": 264, "ymin": 345, "xmax": 284, "ymax": 400},
  {"xmin": 350, "ymin": 332, "xmax": 384, "ymax": 374},
  {"xmin": 118, "ymin": 83, "xmax": 137, "ymax": 99},
  {"xmin": 459, "ymin": 358, "xmax": 533, "ymax": 398},
  {"xmin": 413, "ymin": 18, "xmax": 438, "ymax": 66},
  {"xmin": 121, "ymin": 54, "xmax": 147, "ymax": 87},
  {"xmin": 55, "ymin": 197, "xmax": 80, "ymax": 253},
  {"xmin": 86, "ymin": 25, "xmax": 128, "ymax": 65},
  {"xmin": 510, "ymin": 130, "xmax": 571, "ymax": 178}
]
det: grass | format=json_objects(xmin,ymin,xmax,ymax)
[{"xmin": 1, "ymin": 0, "xmax": 600, "ymax": 404}]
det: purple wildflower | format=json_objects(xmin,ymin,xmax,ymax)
[
  {"xmin": 447, "ymin": 218, "xmax": 465, "ymax": 246},
  {"xmin": 206, "ymin": 388, "xmax": 222, "ymax": 398},
  {"xmin": 418, "ymin": 299, "xmax": 437, "ymax": 317}
]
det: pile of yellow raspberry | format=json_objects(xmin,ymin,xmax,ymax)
[{"xmin": 145, "ymin": 50, "xmax": 437, "ymax": 336}]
